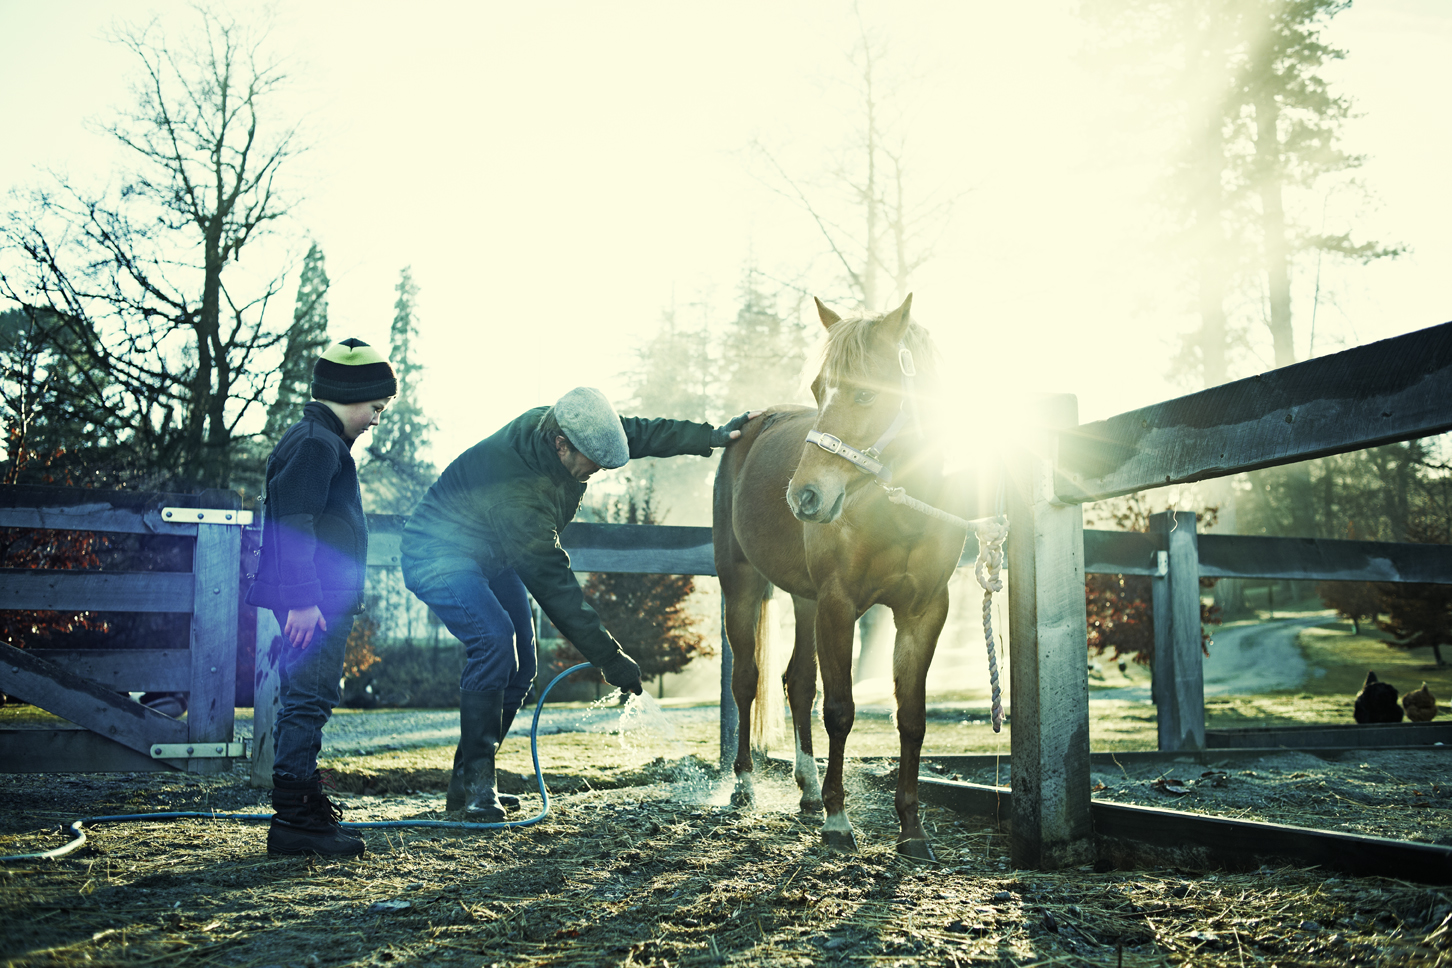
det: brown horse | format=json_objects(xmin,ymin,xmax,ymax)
[{"xmin": 712, "ymin": 294, "xmax": 967, "ymax": 860}]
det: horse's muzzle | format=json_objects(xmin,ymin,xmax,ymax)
[{"xmin": 789, "ymin": 482, "xmax": 844, "ymax": 524}]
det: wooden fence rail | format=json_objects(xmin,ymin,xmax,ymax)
[{"xmin": 1055, "ymin": 320, "xmax": 1452, "ymax": 503}]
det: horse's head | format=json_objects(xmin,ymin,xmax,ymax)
[{"xmin": 787, "ymin": 294, "xmax": 932, "ymax": 524}]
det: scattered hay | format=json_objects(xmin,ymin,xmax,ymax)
[{"xmin": 2, "ymin": 751, "xmax": 1450, "ymax": 968}]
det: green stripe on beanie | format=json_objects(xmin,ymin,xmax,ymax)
[{"xmin": 311, "ymin": 337, "xmax": 398, "ymax": 404}]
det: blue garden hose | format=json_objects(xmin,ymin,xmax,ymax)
[{"xmin": 0, "ymin": 663, "xmax": 596, "ymax": 862}]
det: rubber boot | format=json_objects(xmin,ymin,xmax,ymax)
[
  {"xmin": 496, "ymin": 701, "xmax": 522, "ymax": 809},
  {"xmin": 446, "ymin": 696, "xmax": 522, "ymax": 813},
  {"xmin": 448, "ymin": 688, "xmax": 506, "ymax": 822},
  {"xmin": 267, "ymin": 773, "xmax": 365, "ymax": 857}
]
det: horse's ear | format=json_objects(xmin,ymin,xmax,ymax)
[
  {"xmin": 880, "ymin": 293, "xmax": 913, "ymax": 342},
  {"xmin": 814, "ymin": 297, "xmax": 842, "ymax": 329}
]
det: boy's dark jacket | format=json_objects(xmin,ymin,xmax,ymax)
[
  {"xmin": 401, "ymin": 407, "xmax": 712, "ymax": 667},
  {"xmin": 247, "ymin": 402, "xmax": 368, "ymax": 615}
]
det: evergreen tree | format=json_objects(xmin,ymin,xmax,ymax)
[
  {"xmin": 360, "ymin": 266, "xmax": 436, "ymax": 515},
  {"xmin": 1240, "ymin": 0, "xmax": 1401, "ymax": 371},
  {"xmin": 1087, "ymin": 0, "xmax": 1399, "ymax": 386},
  {"xmin": 719, "ymin": 268, "xmax": 811, "ymax": 412},
  {"xmin": 263, "ymin": 242, "xmax": 331, "ymax": 441},
  {"xmin": 619, "ymin": 303, "xmax": 715, "ymax": 525},
  {"xmin": 549, "ymin": 486, "xmax": 712, "ymax": 696}
]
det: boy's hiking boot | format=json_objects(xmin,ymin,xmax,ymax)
[{"xmin": 268, "ymin": 773, "xmax": 365, "ymax": 857}]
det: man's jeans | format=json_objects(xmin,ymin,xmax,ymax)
[
  {"xmin": 401, "ymin": 555, "xmax": 537, "ymax": 718},
  {"xmin": 271, "ymin": 609, "xmax": 354, "ymax": 781}
]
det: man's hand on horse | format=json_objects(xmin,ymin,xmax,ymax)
[
  {"xmin": 602, "ymin": 651, "xmax": 644, "ymax": 696},
  {"xmin": 711, "ymin": 410, "xmax": 764, "ymax": 447}
]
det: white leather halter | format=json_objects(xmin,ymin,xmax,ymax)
[{"xmin": 804, "ymin": 342, "xmax": 917, "ymax": 484}]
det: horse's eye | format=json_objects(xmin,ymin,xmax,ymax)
[{"xmin": 854, "ymin": 390, "xmax": 877, "ymax": 405}]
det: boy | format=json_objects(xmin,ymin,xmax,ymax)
[{"xmin": 247, "ymin": 338, "xmax": 396, "ymax": 856}]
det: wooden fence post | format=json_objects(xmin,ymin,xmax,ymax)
[
  {"xmin": 1006, "ymin": 393, "xmax": 1095, "ymax": 869},
  {"xmin": 188, "ymin": 518, "xmax": 241, "ymax": 775},
  {"xmin": 250, "ymin": 607, "xmax": 283, "ymax": 787},
  {"xmin": 1150, "ymin": 510, "xmax": 1205, "ymax": 751}
]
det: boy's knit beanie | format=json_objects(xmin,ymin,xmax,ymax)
[
  {"xmin": 311, "ymin": 338, "xmax": 398, "ymax": 404},
  {"xmin": 553, "ymin": 386, "xmax": 629, "ymax": 468}
]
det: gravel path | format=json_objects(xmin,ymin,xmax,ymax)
[
  {"xmin": 1089, "ymin": 613, "xmax": 1322, "ymax": 701},
  {"xmin": 233, "ymin": 613, "xmax": 1330, "ymax": 754},
  {"xmin": 234, "ymin": 701, "xmax": 724, "ymax": 757}
]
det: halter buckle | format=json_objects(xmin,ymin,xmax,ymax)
[
  {"xmin": 815, "ymin": 433, "xmax": 843, "ymax": 454},
  {"xmin": 898, "ymin": 346, "xmax": 917, "ymax": 377}
]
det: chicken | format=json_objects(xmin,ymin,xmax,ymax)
[
  {"xmin": 1402, "ymin": 682, "xmax": 1438, "ymax": 723},
  {"xmin": 1353, "ymin": 671, "xmax": 1404, "ymax": 724}
]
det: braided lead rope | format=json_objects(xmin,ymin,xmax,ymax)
[
  {"xmin": 973, "ymin": 516, "xmax": 1010, "ymax": 732},
  {"xmin": 883, "ymin": 486, "xmax": 970, "ymax": 529},
  {"xmin": 882, "ymin": 486, "xmax": 1010, "ymax": 731}
]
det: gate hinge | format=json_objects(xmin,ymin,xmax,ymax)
[
  {"xmin": 162, "ymin": 507, "xmax": 254, "ymax": 526},
  {"xmin": 151, "ymin": 741, "xmax": 246, "ymax": 759}
]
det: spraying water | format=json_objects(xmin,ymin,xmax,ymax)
[
  {"xmin": 574, "ymin": 692, "xmax": 750, "ymax": 806},
  {"xmin": 603, "ymin": 692, "xmax": 684, "ymax": 756}
]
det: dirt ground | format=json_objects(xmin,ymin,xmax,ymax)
[
  {"xmin": 3, "ymin": 611, "xmax": 1451, "ymax": 967},
  {"xmin": 3, "ymin": 706, "xmax": 1451, "ymax": 968}
]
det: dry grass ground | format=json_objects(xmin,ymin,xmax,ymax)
[
  {"xmin": 2, "ymin": 750, "xmax": 1450, "ymax": 968},
  {"xmin": 2, "ymin": 612, "xmax": 1450, "ymax": 967}
]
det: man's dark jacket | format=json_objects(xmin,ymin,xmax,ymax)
[
  {"xmin": 247, "ymin": 402, "xmax": 368, "ymax": 616},
  {"xmin": 401, "ymin": 407, "xmax": 713, "ymax": 667}
]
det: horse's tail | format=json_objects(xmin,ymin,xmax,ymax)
[{"xmin": 750, "ymin": 586, "xmax": 785, "ymax": 753}]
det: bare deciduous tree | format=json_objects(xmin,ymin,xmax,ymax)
[
  {"xmin": 0, "ymin": 6, "xmax": 303, "ymax": 490},
  {"xmin": 750, "ymin": 8, "xmax": 962, "ymax": 312}
]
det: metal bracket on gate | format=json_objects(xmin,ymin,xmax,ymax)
[
  {"xmin": 161, "ymin": 507, "xmax": 254, "ymax": 525},
  {"xmin": 151, "ymin": 741, "xmax": 246, "ymax": 759}
]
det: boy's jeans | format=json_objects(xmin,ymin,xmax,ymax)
[
  {"xmin": 400, "ymin": 555, "xmax": 537, "ymax": 716},
  {"xmin": 271, "ymin": 609, "xmax": 354, "ymax": 781}
]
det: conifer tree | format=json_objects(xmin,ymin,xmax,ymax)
[
  {"xmin": 618, "ymin": 303, "xmax": 715, "ymax": 525},
  {"xmin": 719, "ymin": 268, "xmax": 810, "ymax": 413},
  {"xmin": 360, "ymin": 266, "xmax": 436, "ymax": 514},
  {"xmin": 264, "ymin": 242, "xmax": 331, "ymax": 440}
]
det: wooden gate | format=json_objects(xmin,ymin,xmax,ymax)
[{"xmin": 0, "ymin": 486, "xmax": 247, "ymax": 774}]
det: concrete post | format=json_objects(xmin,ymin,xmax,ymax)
[
  {"xmin": 1006, "ymin": 393, "xmax": 1094, "ymax": 870},
  {"xmin": 1150, "ymin": 510, "xmax": 1206, "ymax": 751}
]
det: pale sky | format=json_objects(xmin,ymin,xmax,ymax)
[{"xmin": 2, "ymin": 0, "xmax": 1449, "ymax": 473}]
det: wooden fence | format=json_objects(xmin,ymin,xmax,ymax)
[
  {"xmin": 7, "ymin": 465, "xmax": 1451, "ymax": 783},
  {"xmin": 1005, "ymin": 317, "xmax": 1452, "ymax": 868}
]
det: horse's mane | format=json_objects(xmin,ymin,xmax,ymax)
[{"xmin": 818, "ymin": 311, "xmax": 939, "ymax": 387}]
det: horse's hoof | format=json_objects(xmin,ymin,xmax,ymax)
[
  {"xmin": 821, "ymin": 828, "xmax": 858, "ymax": 852},
  {"xmin": 799, "ymin": 798, "xmax": 824, "ymax": 815},
  {"xmin": 896, "ymin": 838, "xmax": 937, "ymax": 863},
  {"xmin": 730, "ymin": 789, "xmax": 754, "ymax": 808}
]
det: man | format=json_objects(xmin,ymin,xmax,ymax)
[{"xmin": 401, "ymin": 388, "xmax": 755, "ymax": 821}]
